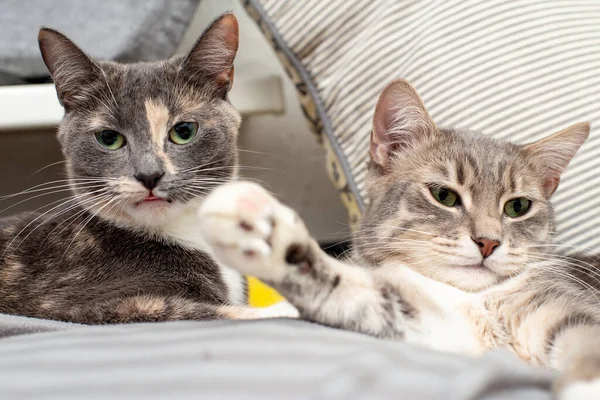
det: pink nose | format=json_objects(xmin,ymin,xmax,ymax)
[{"xmin": 473, "ymin": 238, "xmax": 500, "ymax": 258}]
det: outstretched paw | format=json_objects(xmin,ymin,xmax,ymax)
[{"xmin": 198, "ymin": 182, "xmax": 311, "ymax": 283}]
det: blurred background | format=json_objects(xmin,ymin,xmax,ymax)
[{"xmin": 0, "ymin": 0, "xmax": 349, "ymax": 244}]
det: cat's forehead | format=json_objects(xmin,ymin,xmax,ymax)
[
  {"xmin": 101, "ymin": 60, "xmax": 199, "ymax": 111},
  {"xmin": 410, "ymin": 130, "xmax": 541, "ymax": 196},
  {"xmin": 81, "ymin": 60, "xmax": 232, "ymax": 134}
]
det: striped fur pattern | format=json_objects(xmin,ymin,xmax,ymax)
[
  {"xmin": 244, "ymin": 0, "xmax": 600, "ymax": 253},
  {"xmin": 198, "ymin": 81, "xmax": 600, "ymax": 399}
]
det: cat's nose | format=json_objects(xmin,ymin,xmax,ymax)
[
  {"xmin": 135, "ymin": 171, "xmax": 165, "ymax": 191},
  {"xmin": 472, "ymin": 237, "xmax": 501, "ymax": 258}
]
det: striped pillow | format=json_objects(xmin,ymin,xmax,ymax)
[{"xmin": 244, "ymin": 0, "xmax": 600, "ymax": 252}]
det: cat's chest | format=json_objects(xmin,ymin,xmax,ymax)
[
  {"xmin": 123, "ymin": 237, "xmax": 246, "ymax": 305},
  {"xmin": 60, "ymin": 222, "xmax": 245, "ymax": 305},
  {"xmin": 155, "ymin": 210, "xmax": 247, "ymax": 304}
]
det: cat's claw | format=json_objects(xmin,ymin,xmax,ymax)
[{"xmin": 198, "ymin": 182, "xmax": 310, "ymax": 283}]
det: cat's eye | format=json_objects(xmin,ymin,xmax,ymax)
[
  {"xmin": 95, "ymin": 130, "xmax": 126, "ymax": 150},
  {"xmin": 504, "ymin": 198, "xmax": 531, "ymax": 218},
  {"xmin": 430, "ymin": 187, "xmax": 461, "ymax": 207},
  {"xmin": 169, "ymin": 122, "xmax": 199, "ymax": 145}
]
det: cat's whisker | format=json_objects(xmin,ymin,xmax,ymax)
[
  {"xmin": 186, "ymin": 179, "xmax": 232, "ymax": 184},
  {"xmin": 180, "ymin": 157, "xmax": 229, "ymax": 173},
  {"xmin": 19, "ymin": 196, "xmax": 81, "ymax": 220},
  {"xmin": 0, "ymin": 183, "xmax": 107, "ymax": 214},
  {"xmin": 524, "ymin": 243, "xmax": 599, "ymax": 256},
  {"xmin": 327, "ymin": 232, "xmax": 430, "ymax": 246},
  {"xmin": 528, "ymin": 253, "xmax": 600, "ymax": 279},
  {"xmin": 27, "ymin": 160, "xmax": 68, "ymax": 178},
  {"xmin": 184, "ymin": 186, "xmax": 230, "ymax": 194},
  {"xmin": 2, "ymin": 187, "xmax": 109, "ymax": 250},
  {"xmin": 183, "ymin": 163, "xmax": 283, "ymax": 175},
  {"xmin": 350, "ymin": 238, "xmax": 433, "ymax": 247},
  {"xmin": 1, "ymin": 180, "xmax": 110, "ymax": 196},
  {"xmin": 379, "ymin": 226, "xmax": 440, "ymax": 238},
  {"xmin": 527, "ymin": 256, "xmax": 600, "ymax": 288},
  {"xmin": 37, "ymin": 196, "xmax": 108, "ymax": 250},
  {"xmin": 530, "ymin": 262, "xmax": 600, "ymax": 306},
  {"xmin": 63, "ymin": 195, "xmax": 120, "ymax": 256},
  {"xmin": 350, "ymin": 222, "xmax": 444, "ymax": 239},
  {"xmin": 0, "ymin": 179, "xmax": 111, "ymax": 200},
  {"xmin": 9, "ymin": 187, "xmax": 110, "ymax": 235},
  {"xmin": 181, "ymin": 188, "xmax": 212, "ymax": 199},
  {"xmin": 236, "ymin": 149, "xmax": 269, "ymax": 156},
  {"xmin": 8, "ymin": 192, "xmax": 95, "ymax": 227},
  {"xmin": 527, "ymin": 259, "xmax": 600, "ymax": 303},
  {"xmin": 37, "ymin": 194, "xmax": 114, "ymax": 250},
  {"xmin": 186, "ymin": 179, "xmax": 232, "ymax": 186}
]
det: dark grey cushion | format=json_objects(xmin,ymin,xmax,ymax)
[{"xmin": 0, "ymin": 0, "xmax": 201, "ymax": 84}]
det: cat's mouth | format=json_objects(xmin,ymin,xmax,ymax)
[
  {"xmin": 143, "ymin": 195, "xmax": 163, "ymax": 202},
  {"xmin": 136, "ymin": 194, "xmax": 172, "ymax": 206}
]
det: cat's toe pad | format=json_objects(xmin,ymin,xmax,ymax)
[{"xmin": 198, "ymin": 182, "xmax": 308, "ymax": 280}]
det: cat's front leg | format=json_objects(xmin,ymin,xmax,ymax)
[{"xmin": 198, "ymin": 182, "xmax": 415, "ymax": 339}]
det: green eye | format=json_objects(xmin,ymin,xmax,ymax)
[
  {"xmin": 95, "ymin": 130, "xmax": 125, "ymax": 150},
  {"xmin": 430, "ymin": 187, "xmax": 461, "ymax": 207},
  {"xmin": 169, "ymin": 122, "xmax": 199, "ymax": 144},
  {"xmin": 504, "ymin": 198, "xmax": 531, "ymax": 218}
]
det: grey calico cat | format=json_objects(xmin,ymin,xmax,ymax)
[
  {"xmin": 0, "ymin": 14, "xmax": 292, "ymax": 323},
  {"xmin": 198, "ymin": 80, "xmax": 600, "ymax": 399}
]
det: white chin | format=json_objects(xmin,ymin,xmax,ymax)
[
  {"xmin": 125, "ymin": 201, "xmax": 173, "ymax": 226},
  {"xmin": 440, "ymin": 266, "xmax": 499, "ymax": 291},
  {"xmin": 122, "ymin": 197, "xmax": 205, "ymax": 232}
]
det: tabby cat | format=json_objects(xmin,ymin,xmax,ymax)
[
  {"xmin": 197, "ymin": 80, "xmax": 600, "ymax": 399},
  {"xmin": 0, "ymin": 14, "xmax": 294, "ymax": 323}
]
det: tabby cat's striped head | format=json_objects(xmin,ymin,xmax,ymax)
[{"xmin": 356, "ymin": 79, "xmax": 589, "ymax": 291}]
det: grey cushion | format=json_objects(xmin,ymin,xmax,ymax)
[
  {"xmin": 0, "ymin": 0, "xmax": 201, "ymax": 84},
  {"xmin": 0, "ymin": 315, "xmax": 554, "ymax": 399}
]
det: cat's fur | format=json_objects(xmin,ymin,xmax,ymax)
[
  {"xmin": 0, "ymin": 14, "xmax": 295, "ymax": 323},
  {"xmin": 197, "ymin": 80, "xmax": 600, "ymax": 399}
]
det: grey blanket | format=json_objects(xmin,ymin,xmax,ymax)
[{"xmin": 0, "ymin": 313, "xmax": 554, "ymax": 399}]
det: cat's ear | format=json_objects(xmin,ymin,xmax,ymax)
[
  {"xmin": 371, "ymin": 79, "xmax": 437, "ymax": 167},
  {"xmin": 38, "ymin": 28, "xmax": 102, "ymax": 110},
  {"xmin": 180, "ymin": 13, "xmax": 239, "ymax": 98},
  {"xmin": 523, "ymin": 122, "xmax": 590, "ymax": 196}
]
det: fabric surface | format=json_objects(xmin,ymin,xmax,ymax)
[
  {"xmin": 244, "ymin": 0, "xmax": 600, "ymax": 252},
  {"xmin": 0, "ymin": 312, "xmax": 78, "ymax": 338},
  {"xmin": 0, "ymin": 315, "xmax": 554, "ymax": 399},
  {"xmin": 0, "ymin": 0, "xmax": 201, "ymax": 84}
]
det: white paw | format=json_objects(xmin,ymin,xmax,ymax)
[
  {"xmin": 559, "ymin": 379, "xmax": 600, "ymax": 400},
  {"xmin": 255, "ymin": 301, "xmax": 300, "ymax": 319},
  {"xmin": 198, "ymin": 182, "xmax": 310, "ymax": 282}
]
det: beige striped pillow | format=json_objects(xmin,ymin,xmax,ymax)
[{"xmin": 244, "ymin": 0, "xmax": 600, "ymax": 252}]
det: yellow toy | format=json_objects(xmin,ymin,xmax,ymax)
[{"xmin": 246, "ymin": 276, "xmax": 285, "ymax": 308}]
